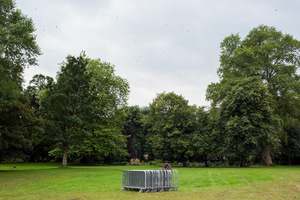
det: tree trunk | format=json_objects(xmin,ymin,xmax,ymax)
[
  {"xmin": 240, "ymin": 156, "xmax": 246, "ymax": 167},
  {"xmin": 204, "ymin": 154, "xmax": 208, "ymax": 167},
  {"xmin": 261, "ymin": 144, "xmax": 272, "ymax": 166},
  {"xmin": 182, "ymin": 156, "xmax": 187, "ymax": 167},
  {"xmin": 289, "ymin": 156, "xmax": 292, "ymax": 165},
  {"xmin": 87, "ymin": 154, "xmax": 93, "ymax": 166},
  {"xmin": 35, "ymin": 146, "xmax": 40, "ymax": 162},
  {"xmin": 62, "ymin": 142, "xmax": 68, "ymax": 168}
]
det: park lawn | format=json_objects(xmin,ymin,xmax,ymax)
[{"xmin": 0, "ymin": 163, "xmax": 299, "ymax": 200}]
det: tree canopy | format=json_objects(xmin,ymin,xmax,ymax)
[
  {"xmin": 219, "ymin": 77, "xmax": 282, "ymax": 166},
  {"xmin": 147, "ymin": 92, "xmax": 197, "ymax": 167},
  {"xmin": 207, "ymin": 25, "xmax": 300, "ymax": 165},
  {"xmin": 0, "ymin": 0, "xmax": 42, "ymax": 161},
  {"xmin": 0, "ymin": 0, "xmax": 41, "ymax": 86},
  {"xmin": 39, "ymin": 53, "xmax": 129, "ymax": 167}
]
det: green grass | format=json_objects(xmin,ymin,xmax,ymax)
[{"xmin": 0, "ymin": 163, "xmax": 299, "ymax": 199}]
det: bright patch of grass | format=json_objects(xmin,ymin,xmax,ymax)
[{"xmin": 0, "ymin": 163, "xmax": 299, "ymax": 199}]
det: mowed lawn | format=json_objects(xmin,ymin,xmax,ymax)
[{"xmin": 0, "ymin": 163, "xmax": 299, "ymax": 200}]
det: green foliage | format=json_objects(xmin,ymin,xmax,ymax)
[
  {"xmin": 48, "ymin": 147, "xmax": 63, "ymax": 159},
  {"xmin": 0, "ymin": 78, "xmax": 19, "ymax": 114},
  {"xmin": 70, "ymin": 59, "xmax": 129, "ymax": 163},
  {"xmin": 0, "ymin": 92, "xmax": 44, "ymax": 161},
  {"xmin": 39, "ymin": 53, "xmax": 129, "ymax": 166},
  {"xmin": 280, "ymin": 119, "xmax": 300, "ymax": 164},
  {"xmin": 207, "ymin": 25, "xmax": 300, "ymax": 166},
  {"xmin": 0, "ymin": 0, "xmax": 41, "ymax": 86},
  {"xmin": 192, "ymin": 107, "xmax": 217, "ymax": 167},
  {"xmin": 0, "ymin": 0, "xmax": 42, "ymax": 161},
  {"xmin": 86, "ymin": 59, "xmax": 129, "ymax": 120},
  {"xmin": 23, "ymin": 74, "xmax": 55, "ymax": 162},
  {"xmin": 209, "ymin": 25, "xmax": 300, "ymax": 110},
  {"xmin": 147, "ymin": 92, "xmax": 197, "ymax": 166},
  {"xmin": 219, "ymin": 77, "xmax": 282, "ymax": 166},
  {"xmin": 39, "ymin": 53, "xmax": 93, "ymax": 167},
  {"xmin": 124, "ymin": 106, "xmax": 153, "ymax": 161},
  {"xmin": 25, "ymin": 74, "xmax": 54, "ymax": 112},
  {"xmin": 70, "ymin": 128, "xmax": 128, "ymax": 163}
]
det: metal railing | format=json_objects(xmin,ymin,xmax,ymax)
[{"xmin": 121, "ymin": 170, "xmax": 179, "ymax": 193}]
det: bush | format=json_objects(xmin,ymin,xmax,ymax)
[
  {"xmin": 206, "ymin": 161, "xmax": 211, "ymax": 167},
  {"xmin": 155, "ymin": 159, "xmax": 163, "ymax": 166},
  {"xmin": 149, "ymin": 161, "xmax": 156, "ymax": 165},
  {"xmin": 128, "ymin": 158, "xmax": 140, "ymax": 166}
]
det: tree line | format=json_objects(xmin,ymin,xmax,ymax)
[{"xmin": 1, "ymin": 0, "xmax": 300, "ymax": 167}]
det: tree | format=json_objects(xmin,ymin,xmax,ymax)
[
  {"xmin": 0, "ymin": 0, "xmax": 42, "ymax": 161},
  {"xmin": 39, "ymin": 53, "xmax": 92, "ymax": 167},
  {"xmin": 280, "ymin": 119, "xmax": 300, "ymax": 165},
  {"xmin": 71, "ymin": 59, "xmax": 129, "ymax": 164},
  {"xmin": 70, "ymin": 127, "xmax": 128, "ymax": 165},
  {"xmin": 124, "ymin": 106, "xmax": 151, "ymax": 160},
  {"xmin": 0, "ymin": 0, "xmax": 41, "ymax": 86},
  {"xmin": 24, "ymin": 74, "xmax": 54, "ymax": 161},
  {"xmin": 207, "ymin": 25, "xmax": 300, "ymax": 166},
  {"xmin": 192, "ymin": 107, "xmax": 217, "ymax": 167},
  {"xmin": 147, "ymin": 92, "xmax": 195, "ymax": 167},
  {"xmin": 26, "ymin": 74, "xmax": 54, "ymax": 112},
  {"xmin": 140, "ymin": 106, "xmax": 156, "ymax": 161},
  {"xmin": 40, "ymin": 54, "xmax": 129, "ymax": 167},
  {"xmin": 122, "ymin": 123, "xmax": 136, "ymax": 159},
  {"xmin": 0, "ymin": 89, "xmax": 44, "ymax": 161},
  {"xmin": 219, "ymin": 77, "xmax": 282, "ymax": 167}
]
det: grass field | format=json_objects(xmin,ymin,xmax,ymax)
[{"xmin": 0, "ymin": 163, "xmax": 299, "ymax": 200}]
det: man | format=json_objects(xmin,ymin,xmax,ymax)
[{"xmin": 161, "ymin": 160, "xmax": 172, "ymax": 170}]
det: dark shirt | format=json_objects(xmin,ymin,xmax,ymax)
[{"xmin": 163, "ymin": 163, "xmax": 172, "ymax": 170}]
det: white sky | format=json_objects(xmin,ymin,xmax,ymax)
[{"xmin": 17, "ymin": 0, "xmax": 300, "ymax": 107}]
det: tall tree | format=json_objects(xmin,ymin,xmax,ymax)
[
  {"xmin": 207, "ymin": 25, "xmax": 300, "ymax": 165},
  {"xmin": 147, "ymin": 92, "xmax": 195, "ymax": 167},
  {"xmin": 39, "ymin": 53, "xmax": 92, "ymax": 167},
  {"xmin": 219, "ymin": 77, "xmax": 282, "ymax": 167},
  {"xmin": 69, "ymin": 59, "xmax": 129, "ymax": 164},
  {"xmin": 40, "ymin": 54, "xmax": 129, "ymax": 167},
  {"xmin": 0, "ymin": 0, "xmax": 41, "ymax": 161}
]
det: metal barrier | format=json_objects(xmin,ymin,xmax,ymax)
[{"xmin": 121, "ymin": 170, "xmax": 179, "ymax": 193}]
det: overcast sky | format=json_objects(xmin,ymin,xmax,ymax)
[{"xmin": 17, "ymin": 0, "xmax": 300, "ymax": 107}]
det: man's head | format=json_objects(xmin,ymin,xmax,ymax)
[{"xmin": 164, "ymin": 160, "xmax": 168, "ymax": 164}]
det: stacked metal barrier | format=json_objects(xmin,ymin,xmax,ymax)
[{"xmin": 121, "ymin": 170, "xmax": 179, "ymax": 193}]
